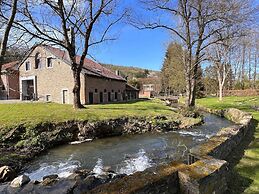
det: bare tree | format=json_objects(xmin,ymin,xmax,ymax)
[
  {"xmin": 0, "ymin": 0, "xmax": 18, "ymax": 70},
  {"xmin": 13, "ymin": 0, "xmax": 127, "ymax": 108},
  {"xmin": 230, "ymin": 30, "xmax": 258, "ymax": 89},
  {"xmin": 254, "ymin": 41, "xmax": 258, "ymax": 88},
  {"xmin": 136, "ymin": 0, "xmax": 254, "ymax": 107},
  {"xmin": 208, "ymin": 39, "xmax": 233, "ymax": 101}
]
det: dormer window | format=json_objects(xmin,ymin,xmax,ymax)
[
  {"xmin": 47, "ymin": 57, "xmax": 53, "ymax": 68},
  {"xmin": 25, "ymin": 61, "xmax": 31, "ymax": 71},
  {"xmin": 35, "ymin": 52, "xmax": 41, "ymax": 69}
]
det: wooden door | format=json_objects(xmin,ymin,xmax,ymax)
[
  {"xmin": 89, "ymin": 92, "xmax": 94, "ymax": 104},
  {"xmin": 100, "ymin": 92, "xmax": 103, "ymax": 103}
]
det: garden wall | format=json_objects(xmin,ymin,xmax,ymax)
[
  {"xmin": 224, "ymin": 89, "xmax": 259, "ymax": 97},
  {"xmin": 87, "ymin": 108, "xmax": 254, "ymax": 194}
]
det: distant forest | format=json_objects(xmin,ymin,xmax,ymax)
[{"xmin": 102, "ymin": 63, "xmax": 160, "ymax": 80}]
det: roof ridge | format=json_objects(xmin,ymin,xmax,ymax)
[{"xmin": 45, "ymin": 45, "xmax": 126, "ymax": 81}]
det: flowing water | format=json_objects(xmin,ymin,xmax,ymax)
[{"xmin": 24, "ymin": 114, "xmax": 233, "ymax": 181}]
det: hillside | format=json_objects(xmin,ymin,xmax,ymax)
[{"xmin": 102, "ymin": 63, "xmax": 160, "ymax": 80}]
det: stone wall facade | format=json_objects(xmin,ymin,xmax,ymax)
[
  {"xmin": 18, "ymin": 45, "xmax": 133, "ymax": 105},
  {"xmin": 84, "ymin": 75, "xmax": 126, "ymax": 104},
  {"xmin": 19, "ymin": 46, "xmax": 85, "ymax": 104}
]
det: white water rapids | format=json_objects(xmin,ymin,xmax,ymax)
[{"xmin": 25, "ymin": 149, "xmax": 153, "ymax": 181}]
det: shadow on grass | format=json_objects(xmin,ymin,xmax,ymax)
[
  {"xmin": 87, "ymin": 98, "xmax": 151, "ymax": 106},
  {"xmin": 94, "ymin": 107, "xmax": 168, "ymax": 111},
  {"xmin": 226, "ymin": 119, "xmax": 258, "ymax": 194}
]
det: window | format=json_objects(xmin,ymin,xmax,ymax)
[
  {"xmin": 25, "ymin": 61, "xmax": 31, "ymax": 71},
  {"xmin": 95, "ymin": 89, "xmax": 98, "ymax": 93},
  {"xmin": 115, "ymin": 92, "xmax": 118, "ymax": 100},
  {"xmin": 35, "ymin": 52, "xmax": 41, "ymax": 69},
  {"xmin": 118, "ymin": 90, "xmax": 121, "ymax": 93},
  {"xmin": 46, "ymin": 95, "xmax": 51, "ymax": 102},
  {"xmin": 47, "ymin": 57, "xmax": 53, "ymax": 68},
  {"xmin": 104, "ymin": 89, "xmax": 107, "ymax": 93},
  {"xmin": 112, "ymin": 89, "xmax": 114, "ymax": 93}
]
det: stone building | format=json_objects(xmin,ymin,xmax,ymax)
[
  {"xmin": 139, "ymin": 77, "xmax": 161, "ymax": 98},
  {"xmin": 0, "ymin": 61, "xmax": 20, "ymax": 100},
  {"xmin": 18, "ymin": 45, "xmax": 138, "ymax": 104}
]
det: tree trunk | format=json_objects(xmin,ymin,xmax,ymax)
[
  {"xmin": 254, "ymin": 51, "xmax": 257, "ymax": 89},
  {"xmin": 72, "ymin": 65, "xmax": 84, "ymax": 109},
  {"xmin": 190, "ymin": 78, "xmax": 196, "ymax": 107},
  {"xmin": 219, "ymin": 84, "xmax": 223, "ymax": 101},
  {"xmin": 241, "ymin": 43, "xmax": 246, "ymax": 89},
  {"xmin": 185, "ymin": 79, "xmax": 191, "ymax": 107},
  {"xmin": 0, "ymin": 56, "xmax": 3, "ymax": 74},
  {"xmin": 0, "ymin": 0, "xmax": 18, "ymax": 73},
  {"xmin": 248, "ymin": 48, "xmax": 251, "ymax": 81},
  {"xmin": 185, "ymin": 76, "xmax": 196, "ymax": 108}
]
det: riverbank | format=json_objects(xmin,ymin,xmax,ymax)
[
  {"xmin": 0, "ymin": 99, "xmax": 202, "ymax": 172},
  {"xmin": 0, "ymin": 112, "xmax": 232, "ymax": 194},
  {"xmin": 197, "ymin": 96, "xmax": 259, "ymax": 194},
  {"xmin": 0, "ymin": 99, "xmax": 254, "ymax": 193}
]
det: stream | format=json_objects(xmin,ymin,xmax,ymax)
[{"xmin": 23, "ymin": 113, "xmax": 233, "ymax": 181}]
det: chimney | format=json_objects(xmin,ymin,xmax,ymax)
[{"xmin": 115, "ymin": 70, "xmax": 120, "ymax": 76}]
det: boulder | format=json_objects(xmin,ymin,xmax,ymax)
[
  {"xmin": 74, "ymin": 169, "xmax": 91, "ymax": 176},
  {"xmin": 41, "ymin": 174, "xmax": 59, "ymax": 186},
  {"xmin": 10, "ymin": 175, "xmax": 30, "ymax": 188},
  {"xmin": 0, "ymin": 166, "xmax": 16, "ymax": 183},
  {"xmin": 43, "ymin": 174, "xmax": 58, "ymax": 181},
  {"xmin": 112, "ymin": 173, "xmax": 127, "ymax": 180},
  {"xmin": 68, "ymin": 169, "xmax": 91, "ymax": 180},
  {"xmin": 41, "ymin": 178, "xmax": 58, "ymax": 186}
]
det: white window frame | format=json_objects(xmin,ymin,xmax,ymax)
[
  {"xmin": 25, "ymin": 61, "xmax": 31, "ymax": 71},
  {"xmin": 46, "ymin": 94, "xmax": 51, "ymax": 102},
  {"xmin": 61, "ymin": 88, "xmax": 69, "ymax": 104},
  {"xmin": 46, "ymin": 57, "xmax": 54, "ymax": 68},
  {"xmin": 20, "ymin": 75, "xmax": 37, "ymax": 100}
]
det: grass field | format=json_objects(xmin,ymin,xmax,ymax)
[
  {"xmin": 0, "ymin": 99, "xmax": 176, "ymax": 132},
  {"xmin": 198, "ymin": 96, "xmax": 259, "ymax": 194}
]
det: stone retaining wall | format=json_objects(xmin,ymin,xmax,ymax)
[{"xmin": 87, "ymin": 108, "xmax": 254, "ymax": 194}]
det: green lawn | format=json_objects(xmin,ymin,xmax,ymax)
[
  {"xmin": 0, "ymin": 99, "xmax": 176, "ymax": 132},
  {"xmin": 197, "ymin": 96, "xmax": 259, "ymax": 194}
]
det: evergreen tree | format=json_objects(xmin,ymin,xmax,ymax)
[{"xmin": 161, "ymin": 42, "xmax": 186, "ymax": 95}]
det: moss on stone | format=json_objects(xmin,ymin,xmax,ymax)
[
  {"xmin": 190, "ymin": 136, "xmax": 228, "ymax": 156},
  {"xmin": 88, "ymin": 162, "xmax": 186, "ymax": 194}
]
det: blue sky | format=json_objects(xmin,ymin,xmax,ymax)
[
  {"xmin": 22, "ymin": 0, "xmax": 171, "ymax": 71},
  {"xmin": 90, "ymin": 26, "xmax": 171, "ymax": 71},
  {"xmin": 88, "ymin": 0, "xmax": 173, "ymax": 71},
  {"xmin": 88, "ymin": 0, "xmax": 259, "ymax": 71}
]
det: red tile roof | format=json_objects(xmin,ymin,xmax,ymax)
[
  {"xmin": 43, "ymin": 45, "xmax": 126, "ymax": 81},
  {"xmin": 2, "ymin": 61, "xmax": 19, "ymax": 71},
  {"xmin": 126, "ymin": 84, "xmax": 139, "ymax": 91}
]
